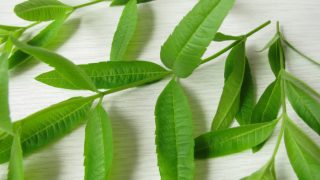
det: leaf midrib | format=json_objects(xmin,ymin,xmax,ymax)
[{"xmin": 17, "ymin": 4, "xmax": 70, "ymax": 16}]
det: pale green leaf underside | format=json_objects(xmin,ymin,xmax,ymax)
[
  {"xmin": 11, "ymin": 38, "xmax": 97, "ymax": 92},
  {"xmin": 7, "ymin": 134, "xmax": 24, "ymax": 180},
  {"xmin": 211, "ymin": 41, "xmax": 246, "ymax": 130},
  {"xmin": 0, "ymin": 96, "xmax": 94, "ymax": 164},
  {"xmin": 84, "ymin": 103, "xmax": 113, "ymax": 180},
  {"xmin": 195, "ymin": 120, "xmax": 278, "ymax": 158},
  {"xmin": 284, "ymin": 119, "xmax": 320, "ymax": 180},
  {"xmin": 14, "ymin": 0, "xmax": 72, "ymax": 21},
  {"xmin": 285, "ymin": 81, "xmax": 320, "ymax": 135},
  {"xmin": 155, "ymin": 79, "xmax": 194, "ymax": 180},
  {"xmin": 110, "ymin": 0, "xmax": 137, "ymax": 61},
  {"xmin": 9, "ymin": 14, "xmax": 67, "ymax": 69},
  {"xmin": 36, "ymin": 61, "xmax": 170, "ymax": 90},
  {"xmin": 160, "ymin": 0, "xmax": 236, "ymax": 78}
]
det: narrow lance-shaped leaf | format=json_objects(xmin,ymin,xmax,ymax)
[
  {"xmin": 14, "ymin": 0, "xmax": 73, "ymax": 21},
  {"xmin": 251, "ymin": 79, "xmax": 281, "ymax": 152},
  {"xmin": 285, "ymin": 81, "xmax": 320, "ymax": 135},
  {"xmin": 36, "ymin": 61, "xmax": 170, "ymax": 90},
  {"xmin": 11, "ymin": 38, "xmax": 97, "ymax": 92},
  {"xmin": 110, "ymin": 0, "xmax": 153, "ymax": 6},
  {"xmin": 284, "ymin": 118, "xmax": 320, "ymax": 180},
  {"xmin": 259, "ymin": 33, "xmax": 279, "ymax": 52},
  {"xmin": 161, "ymin": 0, "xmax": 236, "ymax": 78},
  {"xmin": 268, "ymin": 37, "xmax": 285, "ymax": 76},
  {"xmin": 251, "ymin": 80, "xmax": 281, "ymax": 124},
  {"xmin": 155, "ymin": 79, "xmax": 194, "ymax": 179},
  {"xmin": 0, "ymin": 41, "xmax": 13, "ymax": 134},
  {"xmin": 236, "ymin": 58, "xmax": 255, "ymax": 125},
  {"xmin": 213, "ymin": 32, "xmax": 244, "ymax": 42},
  {"xmin": 9, "ymin": 14, "xmax": 68, "ymax": 69},
  {"xmin": 84, "ymin": 103, "xmax": 113, "ymax": 180},
  {"xmin": 242, "ymin": 160, "xmax": 276, "ymax": 180},
  {"xmin": 0, "ymin": 96, "xmax": 95, "ymax": 164},
  {"xmin": 211, "ymin": 41, "xmax": 246, "ymax": 131},
  {"xmin": 195, "ymin": 120, "xmax": 278, "ymax": 159},
  {"xmin": 110, "ymin": 0, "xmax": 137, "ymax": 61},
  {"xmin": 7, "ymin": 132, "xmax": 24, "ymax": 180},
  {"xmin": 281, "ymin": 70, "xmax": 320, "ymax": 100}
]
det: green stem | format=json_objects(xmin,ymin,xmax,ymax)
[
  {"xmin": 201, "ymin": 20, "xmax": 271, "ymax": 64},
  {"xmin": 73, "ymin": 0, "xmax": 105, "ymax": 10},
  {"xmin": 271, "ymin": 21, "xmax": 287, "ymax": 160}
]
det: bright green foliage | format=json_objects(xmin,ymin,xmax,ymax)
[
  {"xmin": 11, "ymin": 38, "xmax": 97, "ymax": 92},
  {"xmin": 110, "ymin": 0, "xmax": 153, "ymax": 6},
  {"xmin": 36, "ymin": 61, "xmax": 170, "ymax": 90},
  {"xmin": 236, "ymin": 58, "xmax": 255, "ymax": 125},
  {"xmin": 160, "ymin": 0, "xmax": 236, "ymax": 78},
  {"xmin": 242, "ymin": 160, "xmax": 276, "ymax": 180},
  {"xmin": 285, "ymin": 81, "xmax": 320, "ymax": 135},
  {"xmin": 9, "ymin": 14, "xmax": 68, "ymax": 69},
  {"xmin": 251, "ymin": 80, "xmax": 281, "ymax": 124},
  {"xmin": 0, "ymin": 96, "xmax": 94, "ymax": 164},
  {"xmin": 268, "ymin": 38, "xmax": 285, "ymax": 76},
  {"xmin": 211, "ymin": 41, "xmax": 246, "ymax": 130},
  {"xmin": 155, "ymin": 79, "xmax": 194, "ymax": 180},
  {"xmin": 195, "ymin": 120, "xmax": 278, "ymax": 159},
  {"xmin": 284, "ymin": 119, "xmax": 320, "ymax": 180},
  {"xmin": 110, "ymin": 0, "xmax": 137, "ymax": 61},
  {"xmin": 84, "ymin": 103, "xmax": 113, "ymax": 180},
  {"xmin": 14, "ymin": 0, "xmax": 72, "ymax": 21},
  {"xmin": 281, "ymin": 70, "xmax": 320, "ymax": 99},
  {"xmin": 259, "ymin": 33, "xmax": 279, "ymax": 52},
  {"xmin": 7, "ymin": 133, "xmax": 24, "ymax": 180},
  {"xmin": 213, "ymin": 32, "xmax": 244, "ymax": 42},
  {"xmin": 0, "ymin": 42, "xmax": 13, "ymax": 134}
]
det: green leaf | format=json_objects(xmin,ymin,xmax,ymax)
[
  {"xmin": 281, "ymin": 70, "xmax": 320, "ymax": 99},
  {"xmin": 9, "ymin": 14, "xmax": 67, "ymax": 69},
  {"xmin": 259, "ymin": 33, "xmax": 279, "ymax": 52},
  {"xmin": 284, "ymin": 118, "xmax": 320, "ymax": 180},
  {"xmin": 160, "ymin": 0, "xmax": 236, "ymax": 78},
  {"xmin": 7, "ymin": 133, "xmax": 24, "ymax": 180},
  {"xmin": 14, "ymin": 0, "xmax": 72, "ymax": 21},
  {"xmin": 155, "ymin": 79, "xmax": 194, "ymax": 179},
  {"xmin": 213, "ymin": 32, "xmax": 244, "ymax": 42},
  {"xmin": 282, "ymin": 37, "xmax": 320, "ymax": 66},
  {"xmin": 110, "ymin": 0, "xmax": 153, "ymax": 6},
  {"xmin": 110, "ymin": 0, "xmax": 137, "ymax": 61},
  {"xmin": 11, "ymin": 38, "xmax": 97, "ymax": 92},
  {"xmin": 0, "ymin": 25, "xmax": 23, "ymax": 32},
  {"xmin": 251, "ymin": 80, "xmax": 281, "ymax": 124},
  {"xmin": 36, "ymin": 61, "xmax": 170, "ymax": 90},
  {"xmin": 211, "ymin": 41, "xmax": 246, "ymax": 130},
  {"xmin": 285, "ymin": 81, "xmax": 320, "ymax": 135},
  {"xmin": 268, "ymin": 38, "xmax": 285, "ymax": 76},
  {"xmin": 236, "ymin": 58, "xmax": 255, "ymax": 125},
  {"xmin": 242, "ymin": 160, "xmax": 276, "ymax": 180},
  {"xmin": 195, "ymin": 120, "xmax": 278, "ymax": 159},
  {"xmin": 84, "ymin": 103, "xmax": 113, "ymax": 180},
  {"xmin": 0, "ymin": 96, "xmax": 95, "ymax": 164},
  {"xmin": 0, "ymin": 42, "xmax": 13, "ymax": 134},
  {"xmin": 250, "ymin": 80, "xmax": 281, "ymax": 152}
]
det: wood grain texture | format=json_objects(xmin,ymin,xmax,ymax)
[{"xmin": 0, "ymin": 0, "xmax": 320, "ymax": 179}]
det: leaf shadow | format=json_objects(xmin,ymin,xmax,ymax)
[
  {"xmin": 107, "ymin": 104, "xmax": 139, "ymax": 180},
  {"xmin": 10, "ymin": 18, "xmax": 81, "ymax": 77},
  {"xmin": 124, "ymin": 4, "xmax": 155, "ymax": 60},
  {"xmin": 24, "ymin": 147, "xmax": 61, "ymax": 180},
  {"xmin": 179, "ymin": 83, "xmax": 210, "ymax": 180}
]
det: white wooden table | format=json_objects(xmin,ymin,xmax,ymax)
[{"xmin": 0, "ymin": 0, "xmax": 319, "ymax": 179}]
